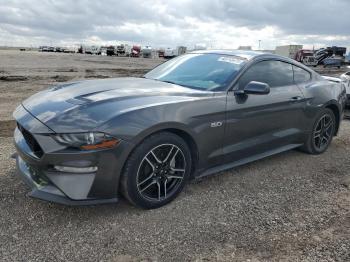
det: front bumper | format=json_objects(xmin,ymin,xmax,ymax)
[
  {"xmin": 14, "ymin": 153, "xmax": 118, "ymax": 205},
  {"xmin": 13, "ymin": 105, "xmax": 134, "ymax": 205}
]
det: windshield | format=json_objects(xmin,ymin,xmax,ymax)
[{"xmin": 144, "ymin": 53, "xmax": 247, "ymax": 91}]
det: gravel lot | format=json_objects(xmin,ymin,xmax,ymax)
[{"xmin": 0, "ymin": 51, "xmax": 349, "ymax": 261}]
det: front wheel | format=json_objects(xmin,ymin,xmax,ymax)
[
  {"xmin": 121, "ymin": 132, "xmax": 192, "ymax": 209},
  {"xmin": 300, "ymin": 108, "xmax": 336, "ymax": 154}
]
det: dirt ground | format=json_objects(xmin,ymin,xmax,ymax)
[{"xmin": 0, "ymin": 50, "xmax": 349, "ymax": 261}]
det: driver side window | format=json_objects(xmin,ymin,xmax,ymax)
[{"xmin": 238, "ymin": 60, "xmax": 294, "ymax": 89}]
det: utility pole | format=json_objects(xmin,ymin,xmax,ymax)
[{"xmin": 258, "ymin": 40, "xmax": 262, "ymax": 50}]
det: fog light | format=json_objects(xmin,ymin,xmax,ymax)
[{"xmin": 54, "ymin": 165, "xmax": 98, "ymax": 173}]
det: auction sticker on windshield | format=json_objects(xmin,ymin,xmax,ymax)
[{"xmin": 218, "ymin": 56, "xmax": 245, "ymax": 64}]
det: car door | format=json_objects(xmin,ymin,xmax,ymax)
[{"xmin": 223, "ymin": 59, "xmax": 306, "ymax": 163}]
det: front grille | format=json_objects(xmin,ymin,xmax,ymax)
[{"xmin": 17, "ymin": 123, "xmax": 44, "ymax": 158}]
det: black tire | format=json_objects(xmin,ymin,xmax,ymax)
[
  {"xmin": 121, "ymin": 132, "xmax": 192, "ymax": 209},
  {"xmin": 300, "ymin": 108, "xmax": 336, "ymax": 154}
]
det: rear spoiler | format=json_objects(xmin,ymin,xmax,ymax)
[{"xmin": 322, "ymin": 76, "xmax": 342, "ymax": 83}]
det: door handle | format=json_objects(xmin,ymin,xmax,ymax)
[{"xmin": 289, "ymin": 96, "xmax": 303, "ymax": 102}]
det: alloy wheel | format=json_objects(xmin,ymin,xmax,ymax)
[
  {"xmin": 313, "ymin": 114, "xmax": 334, "ymax": 151},
  {"xmin": 136, "ymin": 144, "xmax": 186, "ymax": 201}
]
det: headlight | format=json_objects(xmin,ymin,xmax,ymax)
[{"xmin": 52, "ymin": 132, "xmax": 119, "ymax": 150}]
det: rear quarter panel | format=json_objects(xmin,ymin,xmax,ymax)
[{"xmin": 297, "ymin": 77, "xmax": 345, "ymax": 133}]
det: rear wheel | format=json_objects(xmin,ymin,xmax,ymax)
[
  {"xmin": 121, "ymin": 132, "xmax": 191, "ymax": 209},
  {"xmin": 301, "ymin": 108, "xmax": 336, "ymax": 154}
]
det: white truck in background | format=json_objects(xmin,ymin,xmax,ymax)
[
  {"xmin": 100, "ymin": 46, "xmax": 107, "ymax": 56},
  {"xmin": 193, "ymin": 43, "xmax": 207, "ymax": 51},
  {"xmin": 164, "ymin": 46, "xmax": 187, "ymax": 59},
  {"xmin": 275, "ymin": 45, "xmax": 303, "ymax": 59},
  {"xmin": 142, "ymin": 46, "xmax": 153, "ymax": 58},
  {"xmin": 116, "ymin": 44, "xmax": 132, "ymax": 56},
  {"xmin": 80, "ymin": 45, "xmax": 101, "ymax": 55},
  {"xmin": 83, "ymin": 45, "xmax": 93, "ymax": 54},
  {"xmin": 91, "ymin": 45, "xmax": 101, "ymax": 55},
  {"xmin": 63, "ymin": 46, "xmax": 78, "ymax": 53},
  {"xmin": 164, "ymin": 47, "xmax": 176, "ymax": 58},
  {"xmin": 124, "ymin": 45, "xmax": 132, "ymax": 56}
]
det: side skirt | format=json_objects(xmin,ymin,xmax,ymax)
[{"xmin": 196, "ymin": 143, "xmax": 302, "ymax": 179}]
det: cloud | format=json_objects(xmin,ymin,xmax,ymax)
[{"xmin": 0, "ymin": 0, "xmax": 349, "ymax": 50}]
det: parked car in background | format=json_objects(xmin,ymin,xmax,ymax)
[
  {"xmin": 345, "ymin": 53, "xmax": 350, "ymax": 64},
  {"xmin": 323, "ymin": 57, "xmax": 342, "ymax": 68},
  {"xmin": 13, "ymin": 50, "xmax": 346, "ymax": 208},
  {"xmin": 39, "ymin": 46, "xmax": 49, "ymax": 52},
  {"xmin": 340, "ymin": 72, "xmax": 350, "ymax": 107}
]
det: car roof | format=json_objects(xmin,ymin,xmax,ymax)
[
  {"xmin": 189, "ymin": 49, "xmax": 313, "ymax": 71},
  {"xmin": 189, "ymin": 49, "xmax": 268, "ymax": 60}
]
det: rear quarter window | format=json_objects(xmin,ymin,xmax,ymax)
[{"xmin": 293, "ymin": 66, "xmax": 311, "ymax": 84}]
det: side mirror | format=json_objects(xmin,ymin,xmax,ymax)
[{"xmin": 241, "ymin": 81, "xmax": 270, "ymax": 95}]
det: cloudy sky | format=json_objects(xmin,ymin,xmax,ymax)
[{"xmin": 0, "ymin": 0, "xmax": 349, "ymax": 50}]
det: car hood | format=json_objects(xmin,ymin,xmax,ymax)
[{"xmin": 22, "ymin": 77, "xmax": 212, "ymax": 133}]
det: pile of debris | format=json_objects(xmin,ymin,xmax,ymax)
[{"xmin": 275, "ymin": 45, "xmax": 348, "ymax": 68}]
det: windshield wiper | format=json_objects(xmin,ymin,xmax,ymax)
[
  {"xmin": 161, "ymin": 80, "xmax": 177, "ymax": 85},
  {"xmin": 148, "ymin": 78, "xmax": 200, "ymax": 90},
  {"xmin": 159, "ymin": 79, "xmax": 193, "ymax": 88}
]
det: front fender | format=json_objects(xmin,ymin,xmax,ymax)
[
  {"xmin": 96, "ymin": 95, "xmax": 227, "ymax": 171},
  {"xmin": 95, "ymin": 99, "xmax": 207, "ymax": 143}
]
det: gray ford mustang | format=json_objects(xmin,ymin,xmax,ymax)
[{"xmin": 13, "ymin": 50, "xmax": 347, "ymax": 208}]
